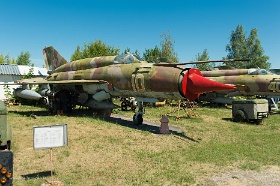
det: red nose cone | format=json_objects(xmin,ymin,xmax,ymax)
[{"xmin": 182, "ymin": 68, "xmax": 236, "ymax": 100}]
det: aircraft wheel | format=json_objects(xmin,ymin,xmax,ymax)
[
  {"xmin": 233, "ymin": 110, "xmax": 246, "ymax": 122},
  {"xmin": 99, "ymin": 109, "xmax": 112, "ymax": 117},
  {"xmin": 133, "ymin": 113, "xmax": 143, "ymax": 125},
  {"xmin": 38, "ymin": 97, "xmax": 48, "ymax": 105},
  {"xmin": 131, "ymin": 105, "xmax": 136, "ymax": 111},
  {"xmin": 121, "ymin": 102, "xmax": 128, "ymax": 111}
]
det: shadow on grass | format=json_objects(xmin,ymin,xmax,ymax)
[
  {"xmin": 105, "ymin": 115, "xmax": 199, "ymax": 143},
  {"xmin": 21, "ymin": 171, "xmax": 54, "ymax": 180},
  {"xmin": 222, "ymin": 118, "xmax": 233, "ymax": 122},
  {"xmin": 10, "ymin": 108, "xmax": 198, "ymax": 142},
  {"xmin": 9, "ymin": 109, "xmax": 50, "ymax": 117}
]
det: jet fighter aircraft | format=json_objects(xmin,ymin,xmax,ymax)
[
  {"xmin": 14, "ymin": 46, "xmax": 235, "ymax": 124},
  {"xmin": 197, "ymin": 68, "xmax": 280, "ymax": 108}
]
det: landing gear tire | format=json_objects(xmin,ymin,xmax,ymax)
[
  {"xmin": 38, "ymin": 97, "xmax": 48, "ymax": 105},
  {"xmin": 121, "ymin": 101, "xmax": 128, "ymax": 111},
  {"xmin": 133, "ymin": 113, "xmax": 143, "ymax": 125},
  {"xmin": 97, "ymin": 109, "xmax": 112, "ymax": 117},
  {"xmin": 131, "ymin": 105, "xmax": 136, "ymax": 111}
]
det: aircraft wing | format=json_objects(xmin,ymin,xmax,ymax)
[{"xmin": 16, "ymin": 77, "xmax": 108, "ymax": 85}]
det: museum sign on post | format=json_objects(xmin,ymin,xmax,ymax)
[
  {"xmin": 33, "ymin": 124, "xmax": 68, "ymax": 184},
  {"xmin": 33, "ymin": 124, "xmax": 68, "ymax": 150}
]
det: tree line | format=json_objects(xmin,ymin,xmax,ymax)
[
  {"xmin": 0, "ymin": 25, "xmax": 271, "ymax": 70},
  {"xmin": 0, "ymin": 51, "xmax": 32, "ymax": 66}
]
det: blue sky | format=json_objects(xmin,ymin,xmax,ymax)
[{"xmin": 1, "ymin": 0, "xmax": 279, "ymax": 68}]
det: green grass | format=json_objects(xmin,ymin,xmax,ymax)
[{"xmin": 6, "ymin": 103, "xmax": 280, "ymax": 185}]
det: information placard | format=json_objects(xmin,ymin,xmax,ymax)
[{"xmin": 33, "ymin": 124, "xmax": 68, "ymax": 150}]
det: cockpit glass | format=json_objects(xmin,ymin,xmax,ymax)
[
  {"xmin": 114, "ymin": 54, "xmax": 143, "ymax": 64},
  {"xmin": 248, "ymin": 68, "xmax": 268, "ymax": 75},
  {"xmin": 133, "ymin": 55, "xmax": 143, "ymax": 61},
  {"xmin": 259, "ymin": 69, "xmax": 268, "ymax": 75}
]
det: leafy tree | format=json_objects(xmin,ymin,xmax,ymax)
[
  {"xmin": 9, "ymin": 58, "xmax": 16, "ymax": 64},
  {"xmin": 143, "ymin": 45, "xmax": 161, "ymax": 63},
  {"xmin": 71, "ymin": 45, "xmax": 83, "ymax": 61},
  {"xmin": 16, "ymin": 51, "xmax": 32, "ymax": 65},
  {"xmin": 71, "ymin": 40, "xmax": 120, "ymax": 61},
  {"xmin": 0, "ymin": 53, "xmax": 10, "ymax": 64},
  {"xmin": 3, "ymin": 85, "xmax": 15, "ymax": 103},
  {"xmin": 143, "ymin": 32, "xmax": 179, "ymax": 63},
  {"xmin": 225, "ymin": 25, "xmax": 270, "ymax": 69},
  {"xmin": 134, "ymin": 49, "xmax": 140, "ymax": 57},
  {"xmin": 160, "ymin": 33, "xmax": 179, "ymax": 63},
  {"xmin": 21, "ymin": 66, "xmax": 34, "ymax": 79},
  {"xmin": 123, "ymin": 47, "xmax": 130, "ymax": 54},
  {"xmin": 194, "ymin": 49, "xmax": 214, "ymax": 71}
]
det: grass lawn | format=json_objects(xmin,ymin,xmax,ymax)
[{"xmin": 6, "ymin": 103, "xmax": 280, "ymax": 185}]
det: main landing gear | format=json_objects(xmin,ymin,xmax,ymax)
[{"xmin": 133, "ymin": 101, "xmax": 144, "ymax": 125}]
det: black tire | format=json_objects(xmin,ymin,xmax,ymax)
[
  {"xmin": 131, "ymin": 105, "xmax": 136, "ymax": 111},
  {"xmin": 233, "ymin": 110, "xmax": 246, "ymax": 122},
  {"xmin": 255, "ymin": 119, "xmax": 263, "ymax": 125},
  {"xmin": 121, "ymin": 102, "xmax": 128, "ymax": 111},
  {"xmin": 7, "ymin": 140, "xmax": 11, "ymax": 150},
  {"xmin": 38, "ymin": 97, "xmax": 48, "ymax": 105},
  {"xmin": 133, "ymin": 113, "xmax": 143, "ymax": 125}
]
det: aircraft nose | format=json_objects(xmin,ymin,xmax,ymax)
[{"xmin": 181, "ymin": 68, "xmax": 236, "ymax": 100}]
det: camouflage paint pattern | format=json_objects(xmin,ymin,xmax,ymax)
[
  {"xmin": 202, "ymin": 69, "xmax": 249, "ymax": 77},
  {"xmin": 202, "ymin": 68, "xmax": 280, "ymax": 96},
  {"xmin": 47, "ymin": 61, "xmax": 185, "ymax": 99},
  {"xmin": 43, "ymin": 46, "xmax": 235, "ymax": 101},
  {"xmin": 53, "ymin": 56, "xmax": 116, "ymax": 73},
  {"xmin": 43, "ymin": 46, "xmax": 67, "ymax": 71}
]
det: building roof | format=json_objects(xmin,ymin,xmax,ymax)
[
  {"xmin": 0, "ymin": 64, "xmax": 21, "ymax": 75},
  {"xmin": 0, "ymin": 64, "xmax": 47, "ymax": 76}
]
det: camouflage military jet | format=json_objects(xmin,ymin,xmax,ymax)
[
  {"xmin": 14, "ymin": 46, "xmax": 235, "ymax": 124},
  {"xmin": 197, "ymin": 68, "xmax": 280, "ymax": 107}
]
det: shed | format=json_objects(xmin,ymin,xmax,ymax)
[{"xmin": 0, "ymin": 64, "xmax": 47, "ymax": 100}]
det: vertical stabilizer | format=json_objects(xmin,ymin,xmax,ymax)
[{"xmin": 43, "ymin": 46, "xmax": 68, "ymax": 72}]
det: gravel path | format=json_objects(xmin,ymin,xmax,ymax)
[{"xmin": 204, "ymin": 166, "xmax": 280, "ymax": 186}]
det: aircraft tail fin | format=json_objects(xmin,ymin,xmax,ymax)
[{"xmin": 43, "ymin": 46, "xmax": 68, "ymax": 72}]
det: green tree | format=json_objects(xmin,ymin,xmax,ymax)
[
  {"xmin": 9, "ymin": 58, "xmax": 16, "ymax": 64},
  {"xmin": 71, "ymin": 45, "xmax": 83, "ymax": 61},
  {"xmin": 160, "ymin": 32, "xmax": 179, "ymax": 63},
  {"xmin": 194, "ymin": 49, "xmax": 214, "ymax": 71},
  {"xmin": 0, "ymin": 53, "xmax": 10, "ymax": 64},
  {"xmin": 16, "ymin": 51, "xmax": 32, "ymax": 65},
  {"xmin": 143, "ymin": 45, "xmax": 161, "ymax": 63},
  {"xmin": 143, "ymin": 32, "xmax": 179, "ymax": 63},
  {"xmin": 21, "ymin": 67, "xmax": 34, "ymax": 79},
  {"xmin": 225, "ymin": 25, "xmax": 270, "ymax": 69},
  {"xmin": 71, "ymin": 40, "xmax": 120, "ymax": 61},
  {"xmin": 134, "ymin": 49, "xmax": 140, "ymax": 57},
  {"xmin": 3, "ymin": 85, "xmax": 15, "ymax": 102},
  {"xmin": 123, "ymin": 47, "xmax": 130, "ymax": 54}
]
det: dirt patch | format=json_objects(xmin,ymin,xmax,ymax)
[{"xmin": 203, "ymin": 166, "xmax": 280, "ymax": 186}]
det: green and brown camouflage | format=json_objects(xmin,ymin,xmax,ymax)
[
  {"xmin": 201, "ymin": 68, "xmax": 280, "ymax": 97},
  {"xmin": 43, "ymin": 46, "xmax": 119, "ymax": 73},
  {"xmin": 202, "ymin": 69, "xmax": 251, "ymax": 77},
  {"xmin": 15, "ymin": 46, "xmax": 236, "ymax": 124},
  {"xmin": 42, "ymin": 46, "xmax": 235, "ymax": 101}
]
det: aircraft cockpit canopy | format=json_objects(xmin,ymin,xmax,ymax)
[
  {"xmin": 114, "ymin": 53, "xmax": 144, "ymax": 64},
  {"xmin": 248, "ymin": 68, "xmax": 272, "ymax": 75}
]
